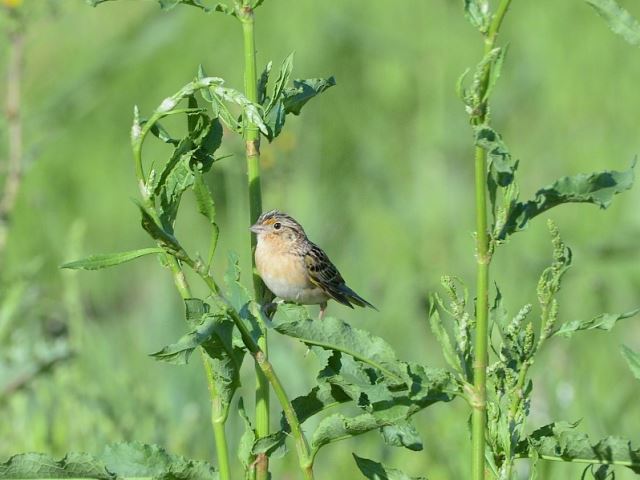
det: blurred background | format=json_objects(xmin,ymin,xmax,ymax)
[{"xmin": 1, "ymin": 0, "xmax": 639, "ymax": 478}]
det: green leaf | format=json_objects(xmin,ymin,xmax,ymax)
[
  {"xmin": 138, "ymin": 204, "xmax": 186, "ymax": 257},
  {"xmin": 518, "ymin": 422, "xmax": 640, "ymax": 473},
  {"xmin": 214, "ymin": 2, "xmax": 237, "ymax": 16},
  {"xmin": 463, "ymin": 0, "xmax": 490, "ymax": 33},
  {"xmin": 61, "ymin": 248, "xmax": 164, "ymax": 271},
  {"xmin": 475, "ymin": 125, "xmax": 516, "ymax": 188},
  {"xmin": 193, "ymin": 169, "xmax": 219, "ymax": 268},
  {"xmin": 0, "ymin": 442, "xmax": 219, "ymax": 479},
  {"xmin": 252, "ymin": 431, "xmax": 288, "ymax": 460},
  {"xmin": 257, "ymin": 61, "xmax": 272, "ymax": 105},
  {"xmin": 150, "ymin": 314, "xmax": 221, "ymax": 365},
  {"xmin": 586, "ymin": 0, "xmax": 640, "ymax": 47},
  {"xmin": 274, "ymin": 315, "xmax": 406, "ymax": 382},
  {"xmin": 237, "ymin": 398, "xmax": 256, "ymax": 471},
  {"xmin": 554, "ymin": 309, "xmax": 639, "ymax": 338},
  {"xmin": 153, "ymin": 0, "xmax": 212, "ymax": 12},
  {"xmin": 154, "ymin": 298, "xmax": 244, "ymax": 414},
  {"xmin": 223, "ymin": 252, "xmax": 263, "ymax": 343},
  {"xmin": 318, "ymin": 350, "xmax": 394, "ymax": 404},
  {"xmin": 102, "ymin": 442, "xmax": 219, "ymax": 478},
  {"xmin": 353, "ymin": 454, "xmax": 426, "ymax": 480},
  {"xmin": 380, "ymin": 420, "xmax": 423, "ymax": 451},
  {"xmin": 499, "ymin": 160, "xmax": 636, "ymax": 239},
  {"xmin": 0, "ymin": 452, "xmax": 113, "ymax": 479},
  {"xmin": 288, "ymin": 381, "xmax": 351, "ymax": 426},
  {"xmin": 428, "ymin": 296, "xmax": 463, "ymax": 374},
  {"xmin": 620, "ymin": 344, "xmax": 640, "ymax": 381},
  {"xmin": 310, "ymin": 364, "xmax": 455, "ymax": 453},
  {"xmin": 282, "ymin": 77, "xmax": 336, "ymax": 115},
  {"xmin": 209, "ymin": 85, "xmax": 268, "ymax": 135},
  {"xmin": 267, "ymin": 53, "xmax": 294, "ymax": 114}
]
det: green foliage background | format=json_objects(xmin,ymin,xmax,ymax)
[{"xmin": 1, "ymin": 1, "xmax": 639, "ymax": 478}]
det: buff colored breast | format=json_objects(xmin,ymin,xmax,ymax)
[{"xmin": 255, "ymin": 240, "xmax": 329, "ymax": 305}]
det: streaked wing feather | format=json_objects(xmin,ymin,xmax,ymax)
[{"xmin": 304, "ymin": 245, "xmax": 354, "ymax": 307}]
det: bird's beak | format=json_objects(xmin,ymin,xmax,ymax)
[{"xmin": 250, "ymin": 223, "xmax": 264, "ymax": 234}]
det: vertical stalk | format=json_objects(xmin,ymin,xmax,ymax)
[
  {"xmin": 239, "ymin": 4, "xmax": 270, "ymax": 480},
  {"xmin": 470, "ymin": 1, "xmax": 513, "ymax": 479},
  {"xmin": 167, "ymin": 258, "xmax": 232, "ymax": 480},
  {"xmin": 0, "ymin": 9, "xmax": 25, "ymax": 263}
]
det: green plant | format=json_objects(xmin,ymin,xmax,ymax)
[
  {"xmin": 427, "ymin": 0, "xmax": 640, "ymax": 478},
  {"xmin": 2, "ymin": 1, "xmax": 455, "ymax": 479},
  {"xmin": 2, "ymin": 1, "xmax": 640, "ymax": 479}
]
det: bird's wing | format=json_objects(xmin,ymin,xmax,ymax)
[{"xmin": 304, "ymin": 244, "xmax": 354, "ymax": 307}]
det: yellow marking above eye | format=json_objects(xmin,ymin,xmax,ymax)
[{"xmin": 263, "ymin": 218, "xmax": 276, "ymax": 225}]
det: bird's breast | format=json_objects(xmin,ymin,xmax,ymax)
[{"xmin": 255, "ymin": 241, "xmax": 327, "ymax": 304}]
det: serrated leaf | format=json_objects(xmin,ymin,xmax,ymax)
[
  {"xmin": 155, "ymin": 298, "xmax": 244, "ymax": 413},
  {"xmin": 282, "ymin": 77, "xmax": 336, "ymax": 115},
  {"xmin": 310, "ymin": 364, "xmax": 455, "ymax": 453},
  {"xmin": 318, "ymin": 351, "xmax": 394, "ymax": 404},
  {"xmin": 237, "ymin": 398, "xmax": 256, "ymax": 471},
  {"xmin": 0, "ymin": 452, "xmax": 113, "ymax": 479},
  {"xmin": 61, "ymin": 248, "xmax": 164, "ymax": 271},
  {"xmin": 463, "ymin": 0, "xmax": 490, "ymax": 33},
  {"xmin": 223, "ymin": 252, "xmax": 262, "ymax": 342},
  {"xmin": 288, "ymin": 382, "xmax": 351, "ymax": 426},
  {"xmin": 274, "ymin": 315, "xmax": 406, "ymax": 382},
  {"xmin": 620, "ymin": 344, "xmax": 640, "ymax": 381},
  {"xmin": 380, "ymin": 420, "xmax": 423, "ymax": 451},
  {"xmin": 498, "ymin": 160, "xmax": 636, "ymax": 239},
  {"xmin": 157, "ymin": 0, "xmax": 211, "ymax": 12},
  {"xmin": 208, "ymin": 85, "xmax": 268, "ymax": 135},
  {"xmin": 149, "ymin": 121, "xmax": 179, "ymax": 146},
  {"xmin": 428, "ymin": 297, "xmax": 463, "ymax": 374},
  {"xmin": 252, "ymin": 431, "xmax": 288, "ymax": 460},
  {"xmin": 257, "ymin": 61, "xmax": 272, "ymax": 105},
  {"xmin": 138, "ymin": 204, "xmax": 186, "ymax": 256},
  {"xmin": 214, "ymin": 2, "xmax": 236, "ymax": 16},
  {"xmin": 475, "ymin": 125, "xmax": 516, "ymax": 187},
  {"xmin": 554, "ymin": 309, "xmax": 639, "ymax": 338},
  {"xmin": 587, "ymin": 0, "xmax": 640, "ymax": 47},
  {"xmin": 0, "ymin": 442, "xmax": 219, "ymax": 479},
  {"xmin": 267, "ymin": 53, "xmax": 294, "ymax": 114},
  {"xmin": 102, "ymin": 442, "xmax": 219, "ymax": 478},
  {"xmin": 193, "ymin": 169, "xmax": 219, "ymax": 268},
  {"xmin": 353, "ymin": 454, "xmax": 426, "ymax": 480},
  {"xmin": 518, "ymin": 422, "xmax": 640, "ymax": 473},
  {"xmin": 150, "ymin": 314, "xmax": 221, "ymax": 365}
]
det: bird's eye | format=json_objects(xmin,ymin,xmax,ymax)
[{"xmin": 273, "ymin": 222, "xmax": 282, "ymax": 230}]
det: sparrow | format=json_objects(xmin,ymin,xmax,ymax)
[{"xmin": 250, "ymin": 210, "xmax": 376, "ymax": 318}]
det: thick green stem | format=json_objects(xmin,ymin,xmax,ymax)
[
  {"xmin": 239, "ymin": 6, "xmax": 270, "ymax": 480},
  {"xmin": 470, "ymin": 1, "xmax": 513, "ymax": 479}
]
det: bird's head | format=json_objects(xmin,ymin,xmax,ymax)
[{"xmin": 250, "ymin": 210, "xmax": 307, "ymax": 247}]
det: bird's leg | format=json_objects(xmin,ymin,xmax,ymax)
[
  {"xmin": 262, "ymin": 301, "xmax": 279, "ymax": 317},
  {"xmin": 319, "ymin": 302, "xmax": 327, "ymax": 320}
]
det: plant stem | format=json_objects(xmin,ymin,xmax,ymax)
[
  {"xmin": 131, "ymin": 128, "xmax": 232, "ymax": 479},
  {"xmin": 0, "ymin": 12, "xmax": 24, "ymax": 264},
  {"xmin": 184, "ymin": 261, "xmax": 314, "ymax": 478},
  {"xmin": 239, "ymin": 5, "xmax": 270, "ymax": 480},
  {"xmin": 166, "ymin": 258, "xmax": 232, "ymax": 480},
  {"xmin": 470, "ymin": 2, "xmax": 512, "ymax": 479}
]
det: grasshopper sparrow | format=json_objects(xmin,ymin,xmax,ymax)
[{"xmin": 250, "ymin": 210, "xmax": 376, "ymax": 318}]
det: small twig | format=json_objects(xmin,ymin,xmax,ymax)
[{"xmin": 0, "ymin": 14, "xmax": 25, "ymax": 260}]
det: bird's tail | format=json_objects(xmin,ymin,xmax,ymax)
[{"xmin": 339, "ymin": 284, "xmax": 378, "ymax": 311}]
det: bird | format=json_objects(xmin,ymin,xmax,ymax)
[{"xmin": 250, "ymin": 210, "xmax": 376, "ymax": 319}]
